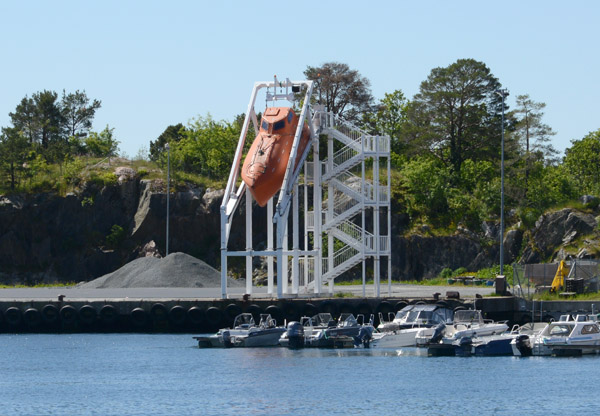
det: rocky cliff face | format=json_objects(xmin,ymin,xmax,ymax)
[
  {"xmin": 0, "ymin": 176, "xmax": 598, "ymax": 284},
  {"xmin": 520, "ymin": 208, "xmax": 599, "ymax": 263}
]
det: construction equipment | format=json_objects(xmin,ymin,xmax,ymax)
[{"xmin": 550, "ymin": 260, "xmax": 570, "ymax": 293}]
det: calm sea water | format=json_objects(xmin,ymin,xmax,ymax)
[{"xmin": 1, "ymin": 333, "xmax": 598, "ymax": 416}]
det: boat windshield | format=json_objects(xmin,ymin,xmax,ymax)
[
  {"xmin": 454, "ymin": 310, "xmax": 484, "ymax": 325},
  {"xmin": 395, "ymin": 305, "xmax": 453, "ymax": 325},
  {"xmin": 233, "ymin": 313, "xmax": 255, "ymax": 328},
  {"xmin": 546, "ymin": 324, "xmax": 574, "ymax": 337},
  {"xmin": 309, "ymin": 313, "xmax": 334, "ymax": 327},
  {"xmin": 338, "ymin": 313, "xmax": 358, "ymax": 327},
  {"xmin": 258, "ymin": 314, "xmax": 276, "ymax": 328},
  {"xmin": 394, "ymin": 308, "xmax": 411, "ymax": 321}
]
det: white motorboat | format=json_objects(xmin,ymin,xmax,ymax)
[
  {"xmin": 418, "ymin": 309, "xmax": 509, "ymax": 354},
  {"xmin": 280, "ymin": 313, "xmax": 374, "ymax": 348},
  {"xmin": 511, "ymin": 314, "xmax": 600, "ymax": 356},
  {"xmin": 194, "ymin": 313, "xmax": 285, "ymax": 348},
  {"xmin": 371, "ymin": 304, "xmax": 454, "ymax": 348},
  {"xmin": 452, "ymin": 323, "xmax": 545, "ymax": 357}
]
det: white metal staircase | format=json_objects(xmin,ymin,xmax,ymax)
[{"xmin": 302, "ymin": 111, "xmax": 391, "ymax": 295}]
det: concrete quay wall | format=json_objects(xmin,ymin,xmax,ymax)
[{"xmin": 0, "ymin": 294, "xmax": 596, "ymax": 334}]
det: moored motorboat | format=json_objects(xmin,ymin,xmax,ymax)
[
  {"xmin": 511, "ymin": 314, "xmax": 600, "ymax": 357},
  {"xmin": 241, "ymin": 106, "xmax": 311, "ymax": 207},
  {"xmin": 194, "ymin": 313, "xmax": 285, "ymax": 348},
  {"xmin": 280, "ymin": 313, "xmax": 374, "ymax": 348},
  {"xmin": 419, "ymin": 310, "xmax": 509, "ymax": 356},
  {"xmin": 371, "ymin": 304, "xmax": 454, "ymax": 348}
]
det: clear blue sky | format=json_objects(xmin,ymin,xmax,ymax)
[{"xmin": 1, "ymin": 0, "xmax": 598, "ymax": 158}]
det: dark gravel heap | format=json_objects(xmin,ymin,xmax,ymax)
[{"xmin": 79, "ymin": 252, "xmax": 243, "ymax": 288}]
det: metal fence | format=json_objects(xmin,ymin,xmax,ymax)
[{"xmin": 513, "ymin": 260, "xmax": 600, "ymax": 300}]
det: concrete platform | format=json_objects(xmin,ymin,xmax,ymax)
[{"xmin": 0, "ymin": 283, "xmax": 495, "ymax": 301}]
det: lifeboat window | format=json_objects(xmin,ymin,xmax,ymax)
[
  {"xmin": 287, "ymin": 111, "xmax": 294, "ymax": 123},
  {"xmin": 261, "ymin": 120, "xmax": 269, "ymax": 132},
  {"xmin": 273, "ymin": 120, "xmax": 285, "ymax": 131},
  {"xmin": 582, "ymin": 324, "xmax": 600, "ymax": 334}
]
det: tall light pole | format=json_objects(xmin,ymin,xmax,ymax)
[
  {"xmin": 496, "ymin": 89, "xmax": 509, "ymax": 275},
  {"xmin": 166, "ymin": 142, "xmax": 170, "ymax": 256}
]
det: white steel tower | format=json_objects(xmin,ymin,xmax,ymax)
[{"xmin": 220, "ymin": 78, "xmax": 391, "ymax": 299}]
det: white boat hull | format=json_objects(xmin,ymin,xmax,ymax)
[{"xmin": 371, "ymin": 328, "xmax": 425, "ymax": 348}]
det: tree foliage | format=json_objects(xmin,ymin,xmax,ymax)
[
  {"xmin": 61, "ymin": 90, "xmax": 102, "ymax": 138},
  {"xmin": 149, "ymin": 123, "xmax": 186, "ymax": 162},
  {"xmin": 0, "ymin": 127, "xmax": 30, "ymax": 190},
  {"xmin": 404, "ymin": 59, "xmax": 505, "ymax": 175},
  {"xmin": 563, "ymin": 129, "xmax": 600, "ymax": 196},
  {"xmin": 85, "ymin": 126, "xmax": 119, "ymax": 157},
  {"xmin": 166, "ymin": 116, "xmax": 240, "ymax": 180},
  {"xmin": 304, "ymin": 62, "xmax": 374, "ymax": 122}
]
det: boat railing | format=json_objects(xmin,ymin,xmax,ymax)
[{"xmin": 378, "ymin": 312, "xmax": 396, "ymax": 325}]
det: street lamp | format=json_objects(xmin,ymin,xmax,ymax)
[
  {"xmin": 166, "ymin": 142, "xmax": 170, "ymax": 256},
  {"xmin": 496, "ymin": 89, "xmax": 509, "ymax": 276}
]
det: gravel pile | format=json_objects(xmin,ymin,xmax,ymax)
[{"xmin": 79, "ymin": 252, "xmax": 244, "ymax": 288}]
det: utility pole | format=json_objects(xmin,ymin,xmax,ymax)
[
  {"xmin": 496, "ymin": 89, "xmax": 509, "ymax": 275},
  {"xmin": 166, "ymin": 142, "xmax": 170, "ymax": 256}
]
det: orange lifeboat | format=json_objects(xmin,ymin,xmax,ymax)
[{"xmin": 241, "ymin": 107, "xmax": 311, "ymax": 207}]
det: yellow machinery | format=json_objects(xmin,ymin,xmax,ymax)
[{"xmin": 550, "ymin": 260, "xmax": 570, "ymax": 292}]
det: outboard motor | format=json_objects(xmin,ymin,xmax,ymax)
[
  {"xmin": 429, "ymin": 321, "xmax": 447, "ymax": 344},
  {"xmin": 455, "ymin": 336, "xmax": 473, "ymax": 357},
  {"xmin": 353, "ymin": 326, "xmax": 373, "ymax": 348},
  {"xmin": 286, "ymin": 321, "xmax": 305, "ymax": 349},
  {"xmin": 221, "ymin": 330, "xmax": 233, "ymax": 348},
  {"xmin": 514, "ymin": 334, "xmax": 532, "ymax": 357}
]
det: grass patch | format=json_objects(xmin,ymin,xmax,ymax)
[
  {"xmin": 334, "ymin": 291, "xmax": 354, "ymax": 298},
  {"xmin": 533, "ymin": 291, "xmax": 600, "ymax": 301},
  {"xmin": 0, "ymin": 282, "xmax": 77, "ymax": 289}
]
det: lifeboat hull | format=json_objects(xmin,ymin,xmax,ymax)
[{"xmin": 241, "ymin": 108, "xmax": 311, "ymax": 207}]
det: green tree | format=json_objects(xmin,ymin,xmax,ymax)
[
  {"xmin": 372, "ymin": 90, "xmax": 409, "ymax": 155},
  {"xmin": 512, "ymin": 94, "xmax": 557, "ymax": 203},
  {"xmin": 85, "ymin": 126, "xmax": 119, "ymax": 157},
  {"xmin": 149, "ymin": 123, "xmax": 186, "ymax": 162},
  {"xmin": 563, "ymin": 129, "xmax": 600, "ymax": 196},
  {"xmin": 171, "ymin": 116, "xmax": 239, "ymax": 179},
  {"xmin": 31, "ymin": 90, "xmax": 63, "ymax": 148},
  {"xmin": 8, "ymin": 96, "xmax": 38, "ymax": 144},
  {"xmin": 304, "ymin": 62, "xmax": 374, "ymax": 123},
  {"xmin": 61, "ymin": 90, "xmax": 102, "ymax": 138},
  {"xmin": 0, "ymin": 127, "xmax": 30, "ymax": 190},
  {"xmin": 405, "ymin": 59, "xmax": 505, "ymax": 176}
]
